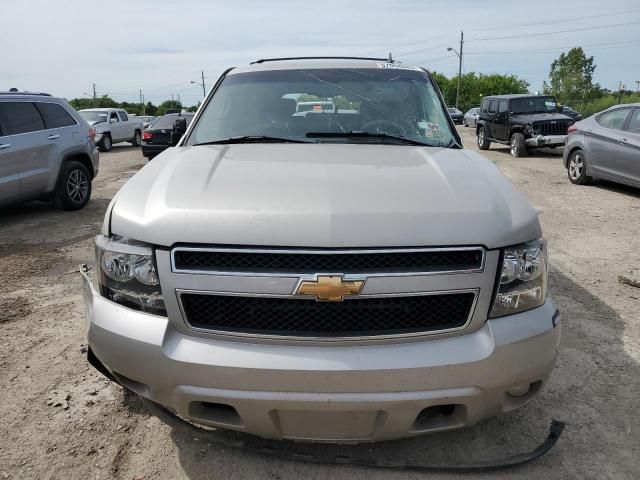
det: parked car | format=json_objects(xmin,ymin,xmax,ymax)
[
  {"xmin": 476, "ymin": 94, "xmax": 574, "ymax": 157},
  {"xmin": 78, "ymin": 108, "xmax": 143, "ymax": 152},
  {"xmin": 138, "ymin": 115, "xmax": 156, "ymax": 129},
  {"xmin": 141, "ymin": 113, "xmax": 195, "ymax": 159},
  {"xmin": 447, "ymin": 107, "xmax": 463, "ymax": 124},
  {"xmin": 0, "ymin": 91, "xmax": 98, "ymax": 210},
  {"xmin": 560, "ymin": 106, "xmax": 582, "ymax": 122},
  {"xmin": 463, "ymin": 107, "xmax": 480, "ymax": 127},
  {"xmin": 564, "ymin": 103, "xmax": 640, "ymax": 187},
  {"xmin": 82, "ymin": 57, "xmax": 559, "ymax": 443}
]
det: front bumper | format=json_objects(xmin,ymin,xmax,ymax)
[
  {"xmin": 81, "ymin": 269, "xmax": 560, "ymax": 443},
  {"xmin": 525, "ymin": 134, "xmax": 567, "ymax": 148}
]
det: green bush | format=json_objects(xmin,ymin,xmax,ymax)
[{"xmin": 579, "ymin": 93, "xmax": 640, "ymax": 117}]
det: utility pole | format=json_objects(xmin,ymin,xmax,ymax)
[
  {"xmin": 456, "ymin": 31, "xmax": 463, "ymax": 110},
  {"xmin": 92, "ymin": 83, "xmax": 96, "ymax": 100},
  {"xmin": 139, "ymin": 89, "xmax": 144, "ymax": 115},
  {"xmin": 617, "ymin": 81, "xmax": 623, "ymax": 104},
  {"xmin": 447, "ymin": 31, "xmax": 464, "ymax": 109},
  {"xmin": 635, "ymin": 80, "xmax": 640, "ymax": 93},
  {"xmin": 201, "ymin": 70, "xmax": 206, "ymax": 98}
]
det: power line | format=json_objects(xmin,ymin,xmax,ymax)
[
  {"xmin": 465, "ymin": 40, "xmax": 640, "ymax": 55},
  {"xmin": 469, "ymin": 8, "xmax": 640, "ymax": 32},
  {"xmin": 472, "ymin": 20, "xmax": 640, "ymax": 42},
  {"xmin": 391, "ymin": 41, "xmax": 459, "ymax": 58},
  {"xmin": 358, "ymin": 8, "xmax": 640, "ymax": 58},
  {"xmin": 358, "ymin": 34, "xmax": 448, "ymax": 56},
  {"xmin": 410, "ymin": 54, "xmax": 456, "ymax": 66}
]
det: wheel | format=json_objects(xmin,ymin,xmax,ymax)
[
  {"xmin": 131, "ymin": 130, "xmax": 141, "ymax": 147},
  {"xmin": 567, "ymin": 149, "xmax": 592, "ymax": 185},
  {"xmin": 99, "ymin": 133, "xmax": 112, "ymax": 152},
  {"xmin": 463, "ymin": 119, "xmax": 468, "ymax": 127},
  {"xmin": 477, "ymin": 127, "xmax": 490, "ymax": 150},
  {"xmin": 510, "ymin": 132, "xmax": 527, "ymax": 158},
  {"xmin": 53, "ymin": 161, "xmax": 92, "ymax": 210}
]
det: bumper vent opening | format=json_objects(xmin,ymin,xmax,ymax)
[
  {"xmin": 189, "ymin": 401, "xmax": 243, "ymax": 427},
  {"xmin": 411, "ymin": 404, "xmax": 466, "ymax": 432}
]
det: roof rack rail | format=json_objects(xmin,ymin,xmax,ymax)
[
  {"xmin": 1, "ymin": 90, "xmax": 52, "ymax": 96},
  {"xmin": 251, "ymin": 56, "xmax": 392, "ymax": 64}
]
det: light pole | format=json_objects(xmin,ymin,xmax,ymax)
[
  {"xmin": 191, "ymin": 70, "xmax": 207, "ymax": 99},
  {"xmin": 447, "ymin": 31, "xmax": 464, "ymax": 110}
]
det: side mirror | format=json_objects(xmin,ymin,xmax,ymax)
[{"xmin": 110, "ymin": 118, "xmax": 118, "ymax": 123}]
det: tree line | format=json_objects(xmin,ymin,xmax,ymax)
[{"xmin": 68, "ymin": 97, "xmax": 199, "ymax": 116}]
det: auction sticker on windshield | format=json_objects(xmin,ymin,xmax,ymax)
[{"xmin": 376, "ymin": 63, "xmax": 422, "ymax": 71}]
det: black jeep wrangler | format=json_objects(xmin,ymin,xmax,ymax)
[{"xmin": 476, "ymin": 94, "xmax": 574, "ymax": 157}]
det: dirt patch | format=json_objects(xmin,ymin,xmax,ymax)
[{"xmin": 0, "ymin": 296, "xmax": 30, "ymax": 324}]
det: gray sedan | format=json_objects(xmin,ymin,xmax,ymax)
[
  {"xmin": 463, "ymin": 107, "xmax": 479, "ymax": 127},
  {"xmin": 563, "ymin": 103, "xmax": 640, "ymax": 188}
]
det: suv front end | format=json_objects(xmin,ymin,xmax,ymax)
[
  {"xmin": 81, "ymin": 59, "xmax": 560, "ymax": 442},
  {"xmin": 82, "ymin": 235, "xmax": 559, "ymax": 442}
]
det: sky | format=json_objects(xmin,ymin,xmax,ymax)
[{"xmin": 2, "ymin": 0, "xmax": 639, "ymax": 107}]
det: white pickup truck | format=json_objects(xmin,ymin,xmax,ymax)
[{"xmin": 78, "ymin": 108, "xmax": 143, "ymax": 152}]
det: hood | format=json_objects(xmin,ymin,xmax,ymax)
[
  {"xmin": 109, "ymin": 144, "xmax": 541, "ymax": 249},
  {"xmin": 511, "ymin": 112, "xmax": 573, "ymax": 123},
  {"xmin": 86, "ymin": 120, "xmax": 106, "ymax": 126}
]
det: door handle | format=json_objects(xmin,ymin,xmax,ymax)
[
  {"xmin": 619, "ymin": 138, "xmax": 628, "ymax": 144},
  {"xmin": 585, "ymin": 129, "xmax": 592, "ymax": 136},
  {"xmin": 47, "ymin": 134, "xmax": 60, "ymax": 140},
  {"xmin": 0, "ymin": 143, "xmax": 11, "ymax": 150}
]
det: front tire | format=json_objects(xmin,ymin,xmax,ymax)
[
  {"xmin": 477, "ymin": 127, "xmax": 490, "ymax": 150},
  {"xmin": 131, "ymin": 130, "xmax": 142, "ymax": 147},
  {"xmin": 567, "ymin": 149, "xmax": 592, "ymax": 185},
  {"xmin": 510, "ymin": 132, "xmax": 527, "ymax": 158},
  {"xmin": 53, "ymin": 161, "xmax": 92, "ymax": 211},
  {"xmin": 99, "ymin": 133, "xmax": 112, "ymax": 152},
  {"xmin": 463, "ymin": 119, "xmax": 468, "ymax": 127}
]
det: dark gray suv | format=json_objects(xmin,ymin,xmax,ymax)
[{"xmin": 0, "ymin": 91, "xmax": 99, "ymax": 210}]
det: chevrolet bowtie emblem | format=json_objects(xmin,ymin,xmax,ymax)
[{"xmin": 296, "ymin": 276, "xmax": 364, "ymax": 302}]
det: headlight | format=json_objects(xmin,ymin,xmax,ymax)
[
  {"xmin": 490, "ymin": 238, "xmax": 547, "ymax": 318},
  {"xmin": 95, "ymin": 235, "xmax": 166, "ymax": 316}
]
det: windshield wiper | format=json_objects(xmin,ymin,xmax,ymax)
[
  {"xmin": 305, "ymin": 131, "xmax": 433, "ymax": 146},
  {"xmin": 194, "ymin": 135, "xmax": 309, "ymax": 146}
]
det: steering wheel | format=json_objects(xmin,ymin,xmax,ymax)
[{"xmin": 360, "ymin": 119, "xmax": 405, "ymax": 136}]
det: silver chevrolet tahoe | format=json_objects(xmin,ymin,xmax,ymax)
[{"xmin": 81, "ymin": 58, "xmax": 560, "ymax": 443}]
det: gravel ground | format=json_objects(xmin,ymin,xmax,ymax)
[{"xmin": 1, "ymin": 130, "xmax": 639, "ymax": 480}]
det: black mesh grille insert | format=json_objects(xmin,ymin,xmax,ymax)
[
  {"xmin": 173, "ymin": 249, "xmax": 483, "ymax": 274},
  {"xmin": 534, "ymin": 120, "xmax": 571, "ymax": 136},
  {"xmin": 180, "ymin": 292, "xmax": 475, "ymax": 337}
]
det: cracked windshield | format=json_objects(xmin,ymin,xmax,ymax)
[{"xmin": 188, "ymin": 67, "xmax": 456, "ymax": 147}]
